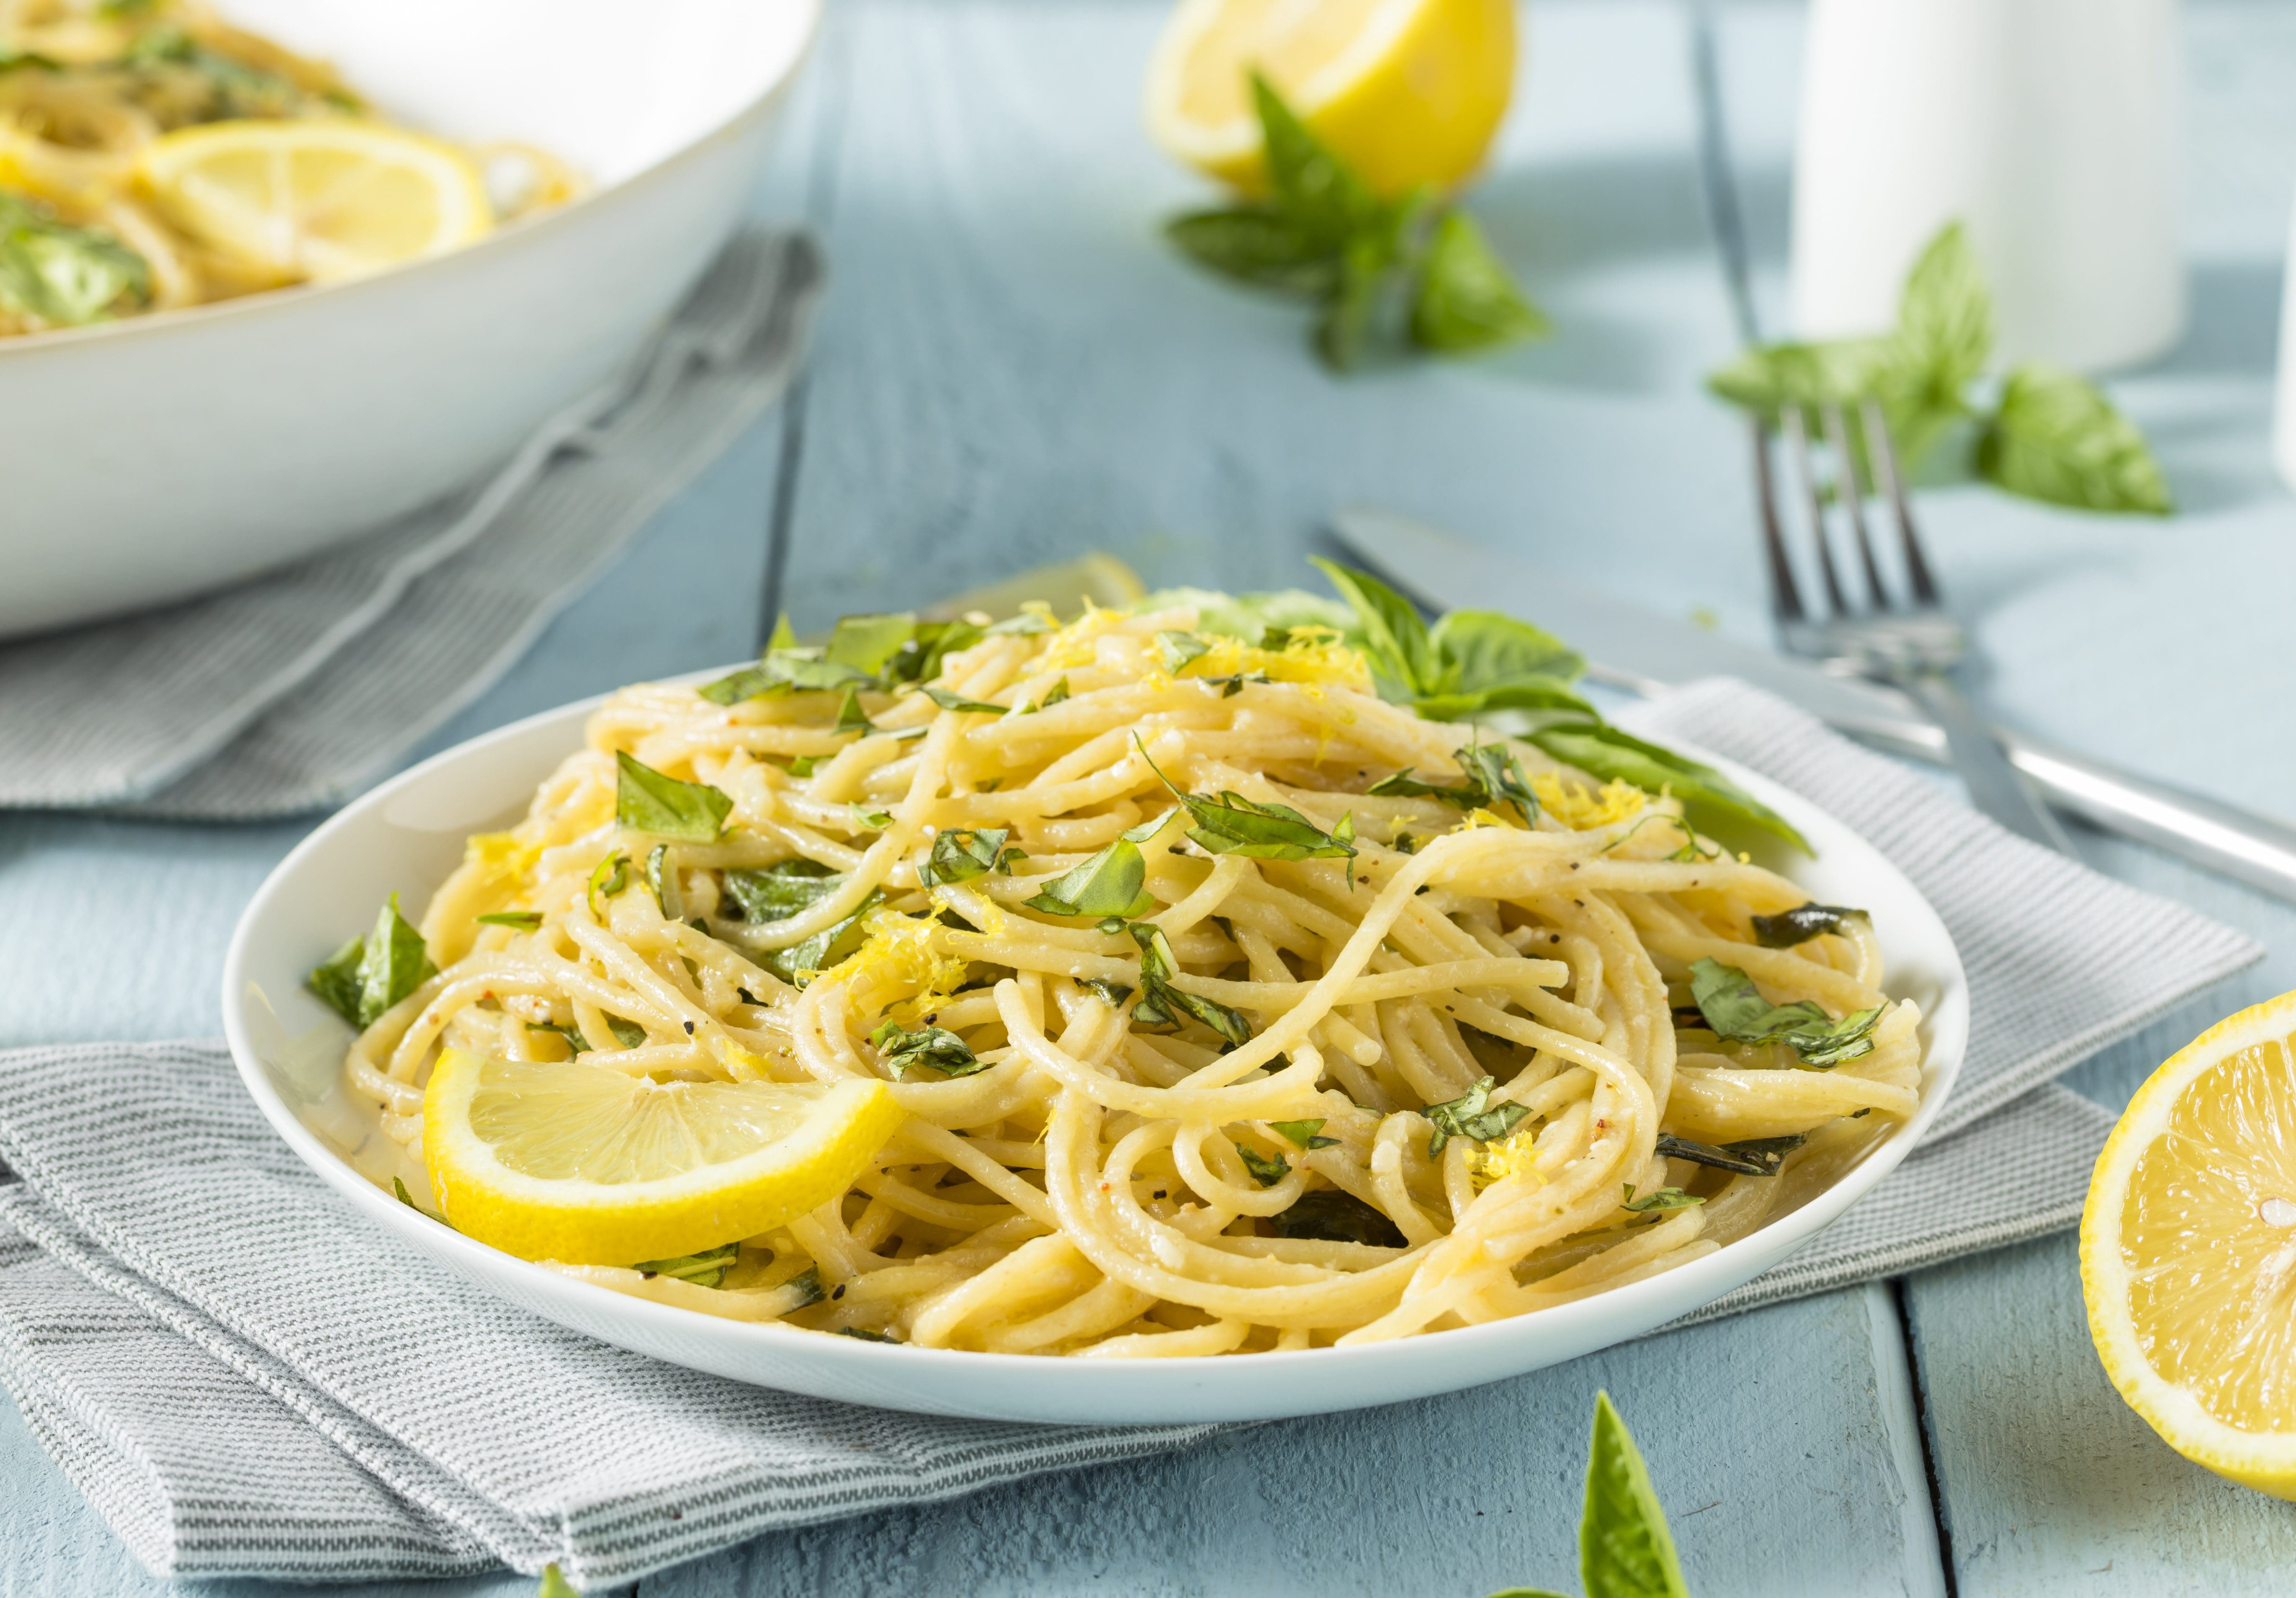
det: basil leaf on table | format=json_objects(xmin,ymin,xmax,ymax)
[
  {"xmin": 1165, "ymin": 206, "xmax": 1338, "ymax": 296},
  {"xmin": 1411, "ymin": 208, "xmax": 1551, "ymax": 352},
  {"xmin": 1524, "ymin": 722, "xmax": 1807, "ymax": 852},
  {"xmin": 1689, "ymin": 957, "xmax": 1882, "ymax": 1067},
  {"xmin": 1578, "ymin": 1391, "xmax": 1693, "ymax": 1598},
  {"xmin": 1748, "ymin": 902, "xmax": 1867, "ymax": 949},
  {"xmin": 1253, "ymin": 70, "xmax": 1385, "ymax": 248},
  {"xmin": 306, "ymin": 893, "xmax": 435, "ymax": 1030},
  {"xmin": 615, "ymin": 751, "xmax": 732, "ymax": 840},
  {"xmin": 870, "ymin": 1019, "xmax": 988, "ymax": 1079},
  {"xmin": 1978, "ymin": 362, "xmax": 2172, "ymax": 515}
]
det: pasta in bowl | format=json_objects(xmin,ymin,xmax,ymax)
[{"xmin": 224, "ymin": 570, "xmax": 1966, "ymax": 1422}]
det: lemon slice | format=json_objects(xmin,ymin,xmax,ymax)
[
  {"xmin": 422, "ymin": 1049, "xmax": 904, "ymax": 1267},
  {"xmin": 136, "ymin": 119, "xmax": 492, "ymax": 284},
  {"xmin": 2082, "ymin": 990, "xmax": 2296, "ymax": 1495},
  {"xmin": 1144, "ymin": 0, "xmax": 1516, "ymax": 196}
]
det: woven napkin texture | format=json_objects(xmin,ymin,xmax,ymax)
[
  {"xmin": 0, "ymin": 227, "xmax": 824, "ymax": 821},
  {"xmin": 0, "ymin": 681, "xmax": 2260, "ymax": 1584}
]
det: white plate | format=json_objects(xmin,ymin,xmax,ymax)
[
  {"xmin": 222, "ymin": 678, "xmax": 1968, "ymax": 1425},
  {"xmin": 0, "ymin": 0, "xmax": 818, "ymax": 636}
]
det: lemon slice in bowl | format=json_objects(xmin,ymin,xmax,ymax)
[
  {"xmin": 2082, "ymin": 990, "xmax": 2296, "ymax": 1495},
  {"xmin": 136, "ymin": 119, "xmax": 492, "ymax": 285},
  {"xmin": 1144, "ymin": 0, "xmax": 1516, "ymax": 196},
  {"xmin": 422, "ymin": 1049, "xmax": 904, "ymax": 1267}
]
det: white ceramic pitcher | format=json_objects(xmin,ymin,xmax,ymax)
[{"xmin": 1789, "ymin": 0, "xmax": 2185, "ymax": 372}]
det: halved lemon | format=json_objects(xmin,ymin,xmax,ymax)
[
  {"xmin": 1144, "ymin": 0, "xmax": 1517, "ymax": 197},
  {"xmin": 2082, "ymin": 990, "xmax": 2296, "ymax": 1495},
  {"xmin": 422, "ymin": 1049, "xmax": 905, "ymax": 1267},
  {"xmin": 136, "ymin": 119, "xmax": 492, "ymax": 284}
]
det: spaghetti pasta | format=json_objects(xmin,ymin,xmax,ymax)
[{"xmin": 332, "ymin": 590, "xmax": 1924, "ymax": 1355}]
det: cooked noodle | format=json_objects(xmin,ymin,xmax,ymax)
[{"xmin": 336, "ymin": 598, "xmax": 1924, "ymax": 1354}]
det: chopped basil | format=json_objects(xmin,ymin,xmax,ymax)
[
  {"xmin": 1136, "ymin": 738, "xmax": 1356, "ymax": 861},
  {"xmin": 1689, "ymin": 958, "xmax": 1883, "ymax": 1067},
  {"xmin": 1154, "ymin": 630, "xmax": 1213, "ymax": 673},
  {"xmin": 869, "ymin": 1018, "xmax": 988, "ymax": 1079},
  {"xmin": 633, "ymin": 1242, "xmax": 739, "ymax": 1289},
  {"xmin": 1040, "ymin": 677, "xmax": 1072, "ymax": 708},
  {"xmin": 0, "ymin": 192, "xmax": 151, "ymax": 330},
  {"xmin": 1270, "ymin": 1188, "xmax": 1406, "ymax": 1248},
  {"xmin": 1423, "ymin": 1075, "xmax": 1531, "ymax": 1157},
  {"xmin": 1080, "ymin": 977, "xmax": 1134, "ymax": 1007},
  {"xmin": 1125, "ymin": 921, "xmax": 1254, "ymax": 1047},
  {"xmin": 1235, "ymin": 1144, "xmax": 1290, "ymax": 1187},
  {"xmin": 919, "ymin": 825, "xmax": 1022, "ymax": 888},
  {"xmin": 606, "ymin": 1017, "xmax": 648, "ymax": 1049},
  {"xmin": 1749, "ymin": 903, "xmax": 1868, "ymax": 949},
  {"xmin": 475, "ymin": 910, "xmax": 543, "ymax": 930},
  {"xmin": 645, "ymin": 844, "xmax": 681, "ymax": 918},
  {"xmin": 1367, "ymin": 738, "xmax": 1534, "ymax": 821},
  {"xmin": 849, "ymin": 805, "xmax": 893, "ymax": 830},
  {"xmin": 1023, "ymin": 833, "xmax": 1156, "ymax": 920},
  {"xmin": 721, "ymin": 860, "xmax": 882, "ymax": 986},
  {"xmin": 391, "ymin": 1175, "xmax": 443, "ymax": 1223},
  {"xmin": 587, "ymin": 852, "xmax": 629, "ymax": 916},
  {"xmin": 615, "ymin": 751, "xmax": 732, "ymax": 841},
  {"xmin": 1622, "ymin": 1185, "xmax": 1704, "ymax": 1213},
  {"xmin": 1653, "ymin": 1132, "xmax": 1806, "ymax": 1177},
  {"xmin": 1270, "ymin": 1118, "xmax": 1340, "ymax": 1150},
  {"xmin": 781, "ymin": 1266, "xmax": 826, "ymax": 1309},
  {"xmin": 834, "ymin": 689, "xmax": 873, "ymax": 735},
  {"xmin": 835, "ymin": 1326, "xmax": 901, "ymax": 1343},
  {"xmin": 306, "ymin": 893, "xmax": 436, "ymax": 1030},
  {"xmin": 921, "ymin": 686, "xmax": 1005, "ymax": 715},
  {"xmin": 525, "ymin": 1021, "xmax": 591, "ymax": 1055}
]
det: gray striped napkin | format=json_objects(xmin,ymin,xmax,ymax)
[
  {"xmin": 0, "ymin": 228, "xmax": 824, "ymax": 821},
  {"xmin": 0, "ymin": 681, "xmax": 2259, "ymax": 1585}
]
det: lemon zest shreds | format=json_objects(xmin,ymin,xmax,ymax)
[
  {"xmin": 1179, "ymin": 633, "xmax": 1369, "ymax": 690},
  {"xmin": 1471, "ymin": 1128, "xmax": 1545, "ymax": 1191},
  {"xmin": 1533, "ymin": 774, "xmax": 1647, "ymax": 831},
  {"xmin": 816, "ymin": 909, "xmax": 970, "ymax": 1025},
  {"xmin": 1454, "ymin": 807, "xmax": 1513, "ymax": 832},
  {"xmin": 465, "ymin": 831, "xmax": 541, "ymax": 895}
]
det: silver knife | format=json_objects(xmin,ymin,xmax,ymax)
[{"xmin": 1330, "ymin": 505, "xmax": 2296, "ymax": 907}]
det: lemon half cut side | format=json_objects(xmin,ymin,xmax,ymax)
[
  {"xmin": 1145, "ymin": 0, "xmax": 1517, "ymax": 197},
  {"xmin": 2082, "ymin": 990, "xmax": 2296, "ymax": 1496},
  {"xmin": 422, "ymin": 1049, "xmax": 905, "ymax": 1268},
  {"xmin": 137, "ymin": 119, "xmax": 492, "ymax": 284}
]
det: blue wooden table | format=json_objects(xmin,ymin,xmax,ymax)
[{"xmin": 6, "ymin": 1, "xmax": 2296, "ymax": 1592}]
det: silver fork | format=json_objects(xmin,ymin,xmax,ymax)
[{"xmin": 1751, "ymin": 399, "xmax": 2073, "ymax": 853}]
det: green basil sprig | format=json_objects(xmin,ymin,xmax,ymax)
[
  {"xmin": 1707, "ymin": 221, "xmax": 2169, "ymax": 515},
  {"xmin": 306, "ymin": 894, "xmax": 435, "ymax": 1030},
  {"xmin": 1165, "ymin": 74, "xmax": 1546, "ymax": 372},
  {"xmin": 1487, "ymin": 1392, "xmax": 1693, "ymax": 1598},
  {"xmin": 1689, "ymin": 957, "xmax": 1882, "ymax": 1067}
]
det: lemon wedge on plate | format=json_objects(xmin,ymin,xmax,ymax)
[
  {"xmin": 137, "ymin": 119, "xmax": 492, "ymax": 284},
  {"xmin": 422, "ymin": 1049, "xmax": 904, "ymax": 1267},
  {"xmin": 2082, "ymin": 990, "xmax": 2296, "ymax": 1495},
  {"xmin": 1144, "ymin": 0, "xmax": 1516, "ymax": 196}
]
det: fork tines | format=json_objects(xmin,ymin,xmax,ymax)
[{"xmin": 1754, "ymin": 399, "xmax": 1943, "ymax": 624}]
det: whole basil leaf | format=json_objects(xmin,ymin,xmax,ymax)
[
  {"xmin": 1893, "ymin": 220, "xmax": 1993, "ymax": 419},
  {"xmin": 1251, "ymin": 70, "xmax": 1383, "ymax": 249},
  {"xmin": 1689, "ymin": 957, "xmax": 1882, "ymax": 1067},
  {"xmin": 1315, "ymin": 223, "xmax": 1394, "ymax": 372},
  {"xmin": 1165, "ymin": 206, "xmax": 1338, "ymax": 296},
  {"xmin": 1309, "ymin": 557, "xmax": 1439, "ymax": 698},
  {"xmin": 1413, "ymin": 677, "xmax": 1596, "ymax": 724},
  {"xmin": 1977, "ymin": 363, "xmax": 2172, "ymax": 515},
  {"xmin": 1578, "ymin": 1391, "xmax": 1692, "ymax": 1598},
  {"xmin": 1427, "ymin": 609, "xmax": 1586, "ymax": 692},
  {"xmin": 1526, "ymin": 722, "xmax": 1808, "ymax": 852},
  {"xmin": 825, "ymin": 612, "xmax": 918, "ymax": 676},
  {"xmin": 615, "ymin": 751, "xmax": 732, "ymax": 840},
  {"xmin": 1410, "ymin": 209, "xmax": 1550, "ymax": 353}
]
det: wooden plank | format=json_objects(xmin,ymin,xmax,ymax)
[
  {"xmin": 650, "ymin": 1287, "xmax": 1936, "ymax": 1598},
  {"xmin": 775, "ymin": 0, "xmax": 1772, "ymax": 644}
]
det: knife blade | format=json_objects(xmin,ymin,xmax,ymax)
[{"xmin": 1329, "ymin": 505, "xmax": 2296, "ymax": 907}]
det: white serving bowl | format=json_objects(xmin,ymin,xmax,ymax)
[
  {"xmin": 223, "ymin": 679, "xmax": 1968, "ymax": 1426},
  {"xmin": 0, "ymin": 0, "xmax": 819, "ymax": 638}
]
